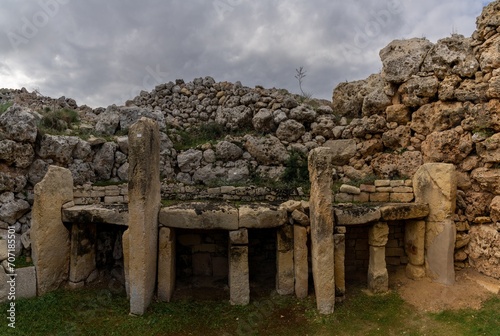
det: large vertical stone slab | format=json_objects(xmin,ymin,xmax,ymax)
[
  {"xmin": 229, "ymin": 229, "xmax": 249, "ymax": 305},
  {"xmin": 308, "ymin": 147, "xmax": 335, "ymax": 314},
  {"xmin": 122, "ymin": 229, "xmax": 130, "ymax": 298},
  {"xmin": 69, "ymin": 222, "xmax": 96, "ymax": 284},
  {"xmin": 414, "ymin": 163, "xmax": 457, "ymax": 285},
  {"xmin": 405, "ymin": 220, "xmax": 426, "ymax": 280},
  {"xmin": 158, "ymin": 227, "xmax": 176, "ymax": 302},
  {"xmin": 276, "ymin": 225, "xmax": 294, "ymax": 295},
  {"xmin": 31, "ymin": 165, "xmax": 73, "ymax": 295},
  {"xmin": 128, "ymin": 118, "xmax": 161, "ymax": 315},
  {"xmin": 334, "ymin": 233, "xmax": 345, "ymax": 301},
  {"xmin": 368, "ymin": 246, "xmax": 388, "ymax": 293},
  {"xmin": 294, "ymin": 225, "xmax": 308, "ymax": 299}
]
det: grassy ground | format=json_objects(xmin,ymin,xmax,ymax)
[{"xmin": 1, "ymin": 286, "xmax": 499, "ymax": 336}]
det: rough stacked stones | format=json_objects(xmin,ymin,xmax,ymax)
[
  {"xmin": 335, "ymin": 180, "xmax": 414, "ymax": 203},
  {"xmin": 69, "ymin": 222, "xmax": 97, "ymax": 287},
  {"xmin": 126, "ymin": 118, "xmax": 161, "ymax": 315},
  {"xmin": 308, "ymin": 147, "xmax": 335, "ymax": 314},
  {"xmin": 414, "ymin": 163, "xmax": 457, "ymax": 285},
  {"xmin": 31, "ymin": 166, "xmax": 73, "ymax": 295}
]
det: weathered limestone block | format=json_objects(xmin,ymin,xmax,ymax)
[
  {"xmin": 229, "ymin": 246, "xmax": 250, "ymax": 305},
  {"xmin": 491, "ymin": 196, "xmax": 500, "ymax": 223},
  {"xmin": 291, "ymin": 209, "xmax": 309, "ymax": 226},
  {"xmin": 368, "ymin": 246, "xmax": 388, "ymax": 293},
  {"xmin": 322, "ymin": 139, "xmax": 357, "ymax": 166},
  {"xmin": 379, "ymin": 203, "xmax": 429, "ymax": 221},
  {"xmin": 414, "ymin": 163, "xmax": 456, "ymax": 285},
  {"xmin": 238, "ymin": 204, "xmax": 287, "ymax": 229},
  {"xmin": 334, "ymin": 206, "xmax": 381, "ymax": 225},
  {"xmin": 294, "ymin": 225, "xmax": 308, "ymax": 299},
  {"xmin": 467, "ymin": 225, "xmax": 500, "ymax": 279},
  {"xmin": 31, "ymin": 166, "xmax": 73, "ymax": 295},
  {"xmin": 471, "ymin": 168, "xmax": 500, "ymax": 194},
  {"xmin": 368, "ymin": 222, "xmax": 389, "ymax": 247},
  {"xmin": 406, "ymin": 264, "xmax": 426, "ymax": 280},
  {"xmin": 69, "ymin": 222, "xmax": 96, "ymax": 284},
  {"xmin": 476, "ymin": 133, "xmax": 500, "ymax": 163},
  {"xmin": 276, "ymin": 225, "xmax": 294, "ymax": 296},
  {"xmin": 308, "ymin": 147, "xmax": 335, "ymax": 314},
  {"xmin": 127, "ymin": 118, "xmax": 161, "ymax": 315},
  {"xmin": 16, "ymin": 266, "xmax": 37, "ymax": 299},
  {"xmin": 158, "ymin": 227, "xmax": 175, "ymax": 302},
  {"xmin": 334, "ymin": 233, "xmax": 345, "ymax": 300},
  {"xmin": 405, "ymin": 220, "xmax": 425, "ymax": 267},
  {"xmin": 229, "ymin": 228, "xmax": 248, "ymax": 245},
  {"xmin": 160, "ymin": 202, "xmax": 238, "ymax": 230},
  {"xmin": 414, "ymin": 163, "xmax": 457, "ymax": 222}
]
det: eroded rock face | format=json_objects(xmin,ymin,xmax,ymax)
[
  {"xmin": 380, "ymin": 38, "xmax": 433, "ymax": 84},
  {"xmin": 410, "ymin": 102, "xmax": 467, "ymax": 136},
  {"xmin": 467, "ymin": 225, "xmax": 500, "ymax": 279},
  {"xmin": 0, "ymin": 106, "xmax": 37, "ymax": 143},
  {"xmin": 243, "ymin": 135, "xmax": 289, "ymax": 165},
  {"xmin": 421, "ymin": 129, "xmax": 473, "ymax": 164}
]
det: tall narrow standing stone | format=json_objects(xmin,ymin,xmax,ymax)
[
  {"xmin": 308, "ymin": 147, "xmax": 335, "ymax": 314},
  {"xmin": 294, "ymin": 225, "xmax": 308, "ymax": 299},
  {"xmin": 229, "ymin": 228, "xmax": 249, "ymax": 305},
  {"xmin": 158, "ymin": 227, "xmax": 176, "ymax": 302},
  {"xmin": 414, "ymin": 163, "xmax": 457, "ymax": 285},
  {"xmin": 31, "ymin": 166, "xmax": 73, "ymax": 295},
  {"xmin": 128, "ymin": 117, "xmax": 161, "ymax": 315},
  {"xmin": 368, "ymin": 222, "xmax": 389, "ymax": 293},
  {"xmin": 276, "ymin": 225, "xmax": 294, "ymax": 295},
  {"xmin": 334, "ymin": 233, "xmax": 345, "ymax": 301},
  {"xmin": 69, "ymin": 222, "xmax": 96, "ymax": 284}
]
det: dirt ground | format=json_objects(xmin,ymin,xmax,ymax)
[{"xmin": 388, "ymin": 266, "xmax": 500, "ymax": 312}]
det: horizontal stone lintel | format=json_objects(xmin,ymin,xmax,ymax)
[
  {"xmin": 159, "ymin": 202, "xmax": 287, "ymax": 229},
  {"xmin": 62, "ymin": 205, "xmax": 129, "ymax": 226},
  {"xmin": 334, "ymin": 203, "xmax": 429, "ymax": 226}
]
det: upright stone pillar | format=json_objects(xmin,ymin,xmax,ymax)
[
  {"xmin": 31, "ymin": 166, "xmax": 73, "ymax": 295},
  {"xmin": 308, "ymin": 147, "xmax": 335, "ymax": 314},
  {"xmin": 123, "ymin": 229, "xmax": 130, "ymax": 298},
  {"xmin": 229, "ymin": 228, "xmax": 249, "ymax": 305},
  {"xmin": 69, "ymin": 222, "xmax": 97, "ymax": 286},
  {"xmin": 276, "ymin": 225, "xmax": 294, "ymax": 295},
  {"xmin": 405, "ymin": 220, "xmax": 426, "ymax": 279},
  {"xmin": 368, "ymin": 222, "xmax": 389, "ymax": 293},
  {"xmin": 128, "ymin": 117, "xmax": 161, "ymax": 315},
  {"xmin": 334, "ymin": 227, "xmax": 346, "ymax": 302},
  {"xmin": 294, "ymin": 225, "xmax": 308, "ymax": 299},
  {"xmin": 158, "ymin": 227, "xmax": 176, "ymax": 302},
  {"xmin": 414, "ymin": 163, "xmax": 457, "ymax": 285}
]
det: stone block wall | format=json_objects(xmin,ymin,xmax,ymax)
[
  {"xmin": 334, "ymin": 179, "xmax": 414, "ymax": 203},
  {"xmin": 73, "ymin": 184, "xmax": 128, "ymax": 205}
]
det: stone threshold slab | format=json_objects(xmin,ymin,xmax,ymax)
[
  {"xmin": 62, "ymin": 205, "xmax": 129, "ymax": 226},
  {"xmin": 334, "ymin": 203, "xmax": 429, "ymax": 226}
]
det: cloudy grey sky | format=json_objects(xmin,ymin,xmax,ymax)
[{"xmin": 0, "ymin": 0, "xmax": 494, "ymax": 108}]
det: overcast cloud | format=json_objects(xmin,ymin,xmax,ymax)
[{"xmin": 0, "ymin": 0, "xmax": 493, "ymax": 108}]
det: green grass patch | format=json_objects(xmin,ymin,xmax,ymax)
[
  {"xmin": 3, "ymin": 286, "xmax": 490, "ymax": 335},
  {"xmin": 0, "ymin": 102, "xmax": 13, "ymax": 115},
  {"xmin": 14, "ymin": 255, "xmax": 33, "ymax": 268},
  {"xmin": 171, "ymin": 122, "xmax": 226, "ymax": 151},
  {"xmin": 40, "ymin": 108, "xmax": 79, "ymax": 132}
]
